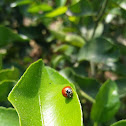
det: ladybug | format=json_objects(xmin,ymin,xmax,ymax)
[{"xmin": 62, "ymin": 86, "xmax": 73, "ymax": 98}]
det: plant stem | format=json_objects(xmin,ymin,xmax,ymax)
[
  {"xmin": 90, "ymin": 61, "xmax": 95, "ymax": 77},
  {"xmin": 0, "ymin": 54, "xmax": 2, "ymax": 70},
  {"xmin": 79, "ymin": 89, "xmax": 95, "ymax": 103},
  {"xmin": 91, "ymin": 0, "xmax": 109, "ymax": 39},
  {"xmin": 90, "ymin": 0, "xmax": 109, "ymax": 77}
]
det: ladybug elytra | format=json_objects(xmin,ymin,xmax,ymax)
[{"xmin": 62, "ymin": 86, "xmax": 73, "ymax": 98}]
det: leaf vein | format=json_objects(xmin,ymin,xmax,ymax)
[{"xmin": 39, "ymin": 94, "xmax": 44, "ymax": 126}]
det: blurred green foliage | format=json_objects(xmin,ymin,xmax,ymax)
[{"xmin": 0, "ymin": 0, "xmax": 126, "ymax": 125}]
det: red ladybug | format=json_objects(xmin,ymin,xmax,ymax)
[{"xmin": 62, "ymin": 86, "xmax": 73, "ymax": 98}]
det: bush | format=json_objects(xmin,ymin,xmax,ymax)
[{"xmin": 0, "ymin": 0, "xmax": 126, "ymax": 126}]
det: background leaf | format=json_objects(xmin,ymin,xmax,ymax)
[
  {"xmin": 78, "ymin": 37, "xmax": 120, "ymax": 64},
  {"xmin": 0, "ymin": 107, "xmax": 19, "ymax": 126},
  {"xmin": 45, "ymin": 6, "xmax": 67, "ymax": 17},
  {"xmin": 111, "ymin": 120, "xmax": 126, "ymax": 126},
  {"xmin": 91, "ymin": 80, "xmax": 120, "ymax": 122},
  {"xmin": 0, "ymin": 26, "xmax": 29, "ymax": 47},
  {"xmin": 0, "ymin": 80, "xmax": 15, "ymax": 102},
  {"xmin": 116, "ymin": 78, "xmax": 126, "ymax": 97},
  {"xmin": 50, "ymin": 30, "xmax": 85, "ymax": 47},
  {"xmin": 55, "ymin": 0, "xmax": 67, "ymax": 7},
  {"xmin": 0, "ymin": 67, "xmax": 20, "ymax": 82},
  {"xmin": 67, "ymin": 0, "xmax": 94, "ymax": 16},
  {"xmin": 28, "ymin": 3, "xmax": 53, "ymax": 13},
  {"xmin": 10, "ymin": 0, "xmax": 32, "ymax": 8}
]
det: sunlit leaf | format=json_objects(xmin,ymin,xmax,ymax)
[
  {"xmin": 45, "ymin": 6, "xmax": 67, "ymax": 17},
  {"xmin": 10, "ymin": 0, "xmax": 33, "ymax": 8},
  {"xmin": 8, "ymin": 59, "xmax": 83, "ymax": 126},
  {"xmin": 60, "ymin": 67, "xmax": 99, "ymax": 99},
  {"xmin": 28, "ymin": 3, "xmax": 53, "ymax": 13}
]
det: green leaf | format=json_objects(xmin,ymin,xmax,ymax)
[
  {"xmin": 8, "ymin": 59, "xmax": 83, "ymax": 126},
  {"xmin": 112, "ymin": 0, "xmax": 126, "ymax": 10},
  {"xmin": 55, "ymin": 0, "xmax": 67, "ymax": 7},
  {"xmin": 91, "ymin": 0, "xmax": 104, "ymax": 12},
  {"xmin": 78, "ymin": 37, "xmax": 120, "ymax": 63},
  {"xmin": 45, "ymin": 6, "xmax": 67, "ymax": 17},
  {"xmin": 60, "ymin": 67, "xmax": 77, "ymax": 83},
  {"xmin": 114, "ymin": 63, "xmax": 126, "ymax": 76},
  {"xmin": 119, "ymin": 1, "xmax": 126, "ymax": 10},
  {"xmin": 75, "ymin": 77, "xmax": 100, "ymax": 99},
  {"xmin": 50, "ymin": 30, "xmax": 85, "ymax": 47},
  {"xmin": 28, "ymin": 3, "xmax": 53, "ymax": 13},
  {"xmin": 115, "ymin": 78, "xmax": 126, "ymax": 97},
  {"xmin": 0, "ymin": 26, "xmax": 29, "ymax": 47},
  {"xmin": 91, "ymin": 80, "xmax": 120, "ymax": 123},
  {"xmin": 51, "ymin": 55, "xmax": 67, "ymax": 68},
  {"xmin": 83, "ymin": 23, "xmax": 104, "ymax": 40},
  {"xmin": 60, "ymin": 67, "xmax": 87, "ymax": 83},
  {"xmin": 0, "ymin": 67, "xmax": 20, "ymax": 82},
  {"xmin": 67, "ymin": 0, "xmax": 94, "ymax": 16},
  {"xmin": 71, "ymin": 0, "xmax": 80, "ymax": 5},
  {"xmin": 111, "ymin": 120, "xmax": 126, "ymax": 126},
  {"xmin": 65, "ymin": 34, "xmax": 85, "ymax": 47},
  {"xmin": 103, "ymin": 62, "xmax": 126, "ymax": 76},
  {"xmin": 10, "ymin": 0, "xmax": 33, "ymax": 8},
  {"xmin": 0, "ymin": 80, "xmax": 15, "ymax": 102},
  {"xmin": 0, "ymin": 107, "xmax": 19, "ymax": 126},
  {"xmin": 53, "ymin": 44, "xmax": 73, "ymax": 54}
]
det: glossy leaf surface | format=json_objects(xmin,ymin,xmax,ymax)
[
  {"xmin": 8, "ymin": 59, "xmax": 83, "ymax": 126},
  {"xmin": 91, "ymin": 80, "xmax": 120, "ymax": 122}
]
